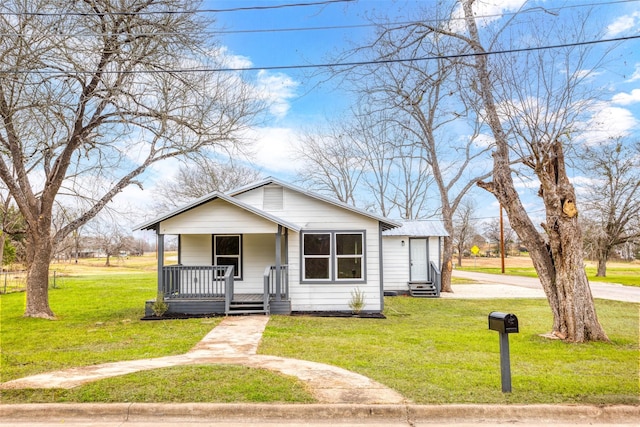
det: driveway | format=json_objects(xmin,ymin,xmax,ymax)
[{"xmin": 451, "ymin": 270, "xmax": 640, "ymax": 303}]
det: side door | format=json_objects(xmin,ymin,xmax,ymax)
[{"xmin": 409, "ymin": 238, "xmax": 429, "ymax": 282}]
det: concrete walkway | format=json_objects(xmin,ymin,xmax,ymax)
[
  {"xmin": 0, "ymin": 316, "xmax": 406, "ymax": 405},
  {"xmin": 451, "ymin": 270, "xmax": 640, "ymax": 303}
]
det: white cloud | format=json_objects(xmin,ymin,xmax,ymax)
[
  {"xmin": 630, "ymin": 63, "xmax": 640, "ymax": 82},
  {"xmin": 255, "ymin": 70, "xmax": 299, "ymax": 119},
  {"xmin": 611, "ymin": 88, "xmax": 640, "ymax": 105},
  {"xmin": 606, "ymin": 11, "xmax": 640, "ymax": 37},
  {"xmin": 245, "ymin": 126, "xmax": 301, "ymax": 175},
  {"xmin": 575, "ymin": 102, "xmax": 638, "ymax": 145},
  {"xmin": 448, "ymin": 0, "xmax": 526, "ymax": 31}
]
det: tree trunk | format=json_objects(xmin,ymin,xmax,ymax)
[
  {"xmin": 462, "ymin": 0, "xmax": 608, "ymax": 343},
  {"xmin": 440, "ymin": 204, "xmax": 455, "ymax": 293},
  {"xmin": 457, "ymin": 246, "xmax": 463, "ymax": 268},
  {"xmin": 440, "ymin": 235, "xmax": 454, "ymax": 293},
  {"xmin": 596, "ymin": 250, "xmax": 608, "ymax": 277},
  {"xmin": 24, "ymin": 229, "xmax": 55, "ymax": 319},
  {"xmin": 0, "ymin": 231, "xmax": 5, "ymax": 270}
]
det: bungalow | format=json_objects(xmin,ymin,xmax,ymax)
[{"xmin": 136, "ymin": 178, "xmax": 401, "ymax": 316}]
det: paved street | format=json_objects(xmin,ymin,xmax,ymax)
[{"xmin": 451, "ymin": 270, "xmax": 640, "ymax": 303}]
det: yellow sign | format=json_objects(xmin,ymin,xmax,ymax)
[{"xmin": 470, "ymin": 245, "xmax": 480, "ymax": 255}]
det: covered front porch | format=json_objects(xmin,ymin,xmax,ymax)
[
  {"xmin": 144, "ymin": 263, "xmax": 290, "ymax": 316},
  {"xmin": 145, "ymin": 223, "xmax": 293, "ymax": 317}
]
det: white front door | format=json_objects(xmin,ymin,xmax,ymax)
[{"xmin": 410, "ymin": 238, "xmax": 429, "ymax": 282}]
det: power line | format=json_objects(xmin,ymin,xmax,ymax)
[
  {"xmin": 0, "ymin": 0, "xmax": 355, "ymax": 16},
  {"xmin": 1, "ymin": 0, "xmax": 638, "ymax": 36},
  {"xmin": 5, "ymin": 33, "xmax": 634, "ymax": 75}
]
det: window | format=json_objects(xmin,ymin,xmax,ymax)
[
  {"xmin": 336, "ymin": 233, "xmax": 363, "ymax": 279},
  {"xmin": 213, "ymin": 235, "xmax": 242, "ymax": 279},
  {"xmin": 302, "ymin": 231, "xmax": 365, "ymax": 282},
  {"xmin": 303, "ymin": 233, "xmax": 331, "ymax": 280}
]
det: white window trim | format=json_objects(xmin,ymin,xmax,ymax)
[
  {"xmin": 302, "ymin": 232, "xmax": 332, "ymax": 282},
  {"xmin": 213, "ymin": 234, "xmax": 242, "ymax": 280}
]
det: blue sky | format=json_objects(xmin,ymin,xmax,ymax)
[{"xmin": 125, "ymin": 0, "xmax": 640, "ymax": 226}]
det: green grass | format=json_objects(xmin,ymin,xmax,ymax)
[
  {"xmin": 0, "ymin": 366, "xmax": 314, "ymax": 404},
  {"xmin": 260, "ymin": 297, "xmax": 639, "ymax": 404},
  {"xmin": 1, "ymin": 272, "xmax": 638, "ymax": 405},
  {"xmin": 1, "ymin": 274, "xmax": 217, "ymax": 382},
  {"xmin": 0, "ymin": 273, "xmax": 313, "ymax": 404}
]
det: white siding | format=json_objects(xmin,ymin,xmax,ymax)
[
  {"xmin": 235, "ymin": 188, "xmax": 373, "ymax": 229},
  {"xmin": 260, "ymin": 188, "xmax": 381, "ymax": 311},
  {"xmin": 160, "ymin": 198, "xmax": 279, "ymax": 234},
  {"xmin": 180, "ymin": 235, "xmax": 212, "ymax": 265},
  {"xmin": 382, "ymin": 236, "xmax": 410, "ymax": 291},
  {"xmin": 428, "ymin": 237, "xmax": 441, "ymax": 266},
  {"xmin": 284, "ymin": 230, "xmax": 382, "ymax": 312},
  {"xmin": 239, "ymin": 233, "xmax": 278, "ymax": 293}
]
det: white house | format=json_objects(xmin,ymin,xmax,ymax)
[
  {"xmin": 136, "ymin": 178, "xmax": 401, "ymax": 316},
  {"xmin": 382, "ymin": 221, "xmax": 448, "ymax": 297}
]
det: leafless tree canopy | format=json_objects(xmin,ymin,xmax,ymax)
[
  {"xmin": 152, "ymin": 158, "xmax": 263, "ymax": 212},
  {"xmin": 294, "ymin": 111, "xmax": 435, "ymax": 218},
  {"xmin": 0, "ymin": 0, "xmax": 263, "ymax": 318},
  {"xmin": 578, "ymin": 139, "xmax": 640, "ymax": 276}
]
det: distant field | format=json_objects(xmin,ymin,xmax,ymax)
[{"xmin": 457, "ymin": 255, "xmax": 640, "ymax": 287}]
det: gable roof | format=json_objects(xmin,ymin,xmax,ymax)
[
  {"xmin": 135, "ymin": 177, "xmax": 402, "ymax": 232},
  {"xmin": 382, "ymin": 220, "xmax": 449, "ymax": 237},
  {"xmin": 228, "ymin": 177, "xmax": 401, "ymax": 231},
  {"xmin": 135, "ymin": 191, "xmax": 302, "ymax": 232}
]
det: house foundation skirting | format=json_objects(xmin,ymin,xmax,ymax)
[{"xmin": 144, "ymin": 299, "xmax": 292, "ymax": 317}]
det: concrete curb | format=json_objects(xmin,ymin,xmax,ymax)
[{"xmin": 1, "ymin": 403, "xmax": 639, "ymax": 424}]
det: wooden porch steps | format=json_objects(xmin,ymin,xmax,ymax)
[
  {"xmin": 227, "ymin": 294, "xmax": 269, "ymax": 315},
  {"xmin": 408, "ymin": 282, "xmax": 439, "ymax": 298}
]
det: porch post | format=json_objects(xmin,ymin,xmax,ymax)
[
  {"xmin": 275, "ymin": 225, "xmax": 282, "ymax": 301},
  {"xmin": 157, "ymin": 228, "xmax": 164, "ymax": 295}
]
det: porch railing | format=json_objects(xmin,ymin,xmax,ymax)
[
  {"xmin": 264, "ymin": 264, "xmax": 289, "ymax": 302},
  {"xmin": 429, "ymin": 261, "xmax": 441, "ymax": 297},
  {"xmin": 161, "ymin": 265, "xmax": 234, "ymax": 299}
]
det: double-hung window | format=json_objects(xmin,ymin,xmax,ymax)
[
  {"xmin": 302, "ymin": 231, "xmax": 365, "ymax": 282},
  {"xmin": 213, "ymin": 235, "xmax": 242, "ymax": 279}
]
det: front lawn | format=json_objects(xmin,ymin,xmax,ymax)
[
  {"xmin": 1, "ymin": 270, "xmax": 637, "ymax": 404},
  {"xmin": 261, "ymin": 297, "xmax": 639, "ymax": 404}
]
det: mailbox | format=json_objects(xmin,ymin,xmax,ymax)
[{"xmin": 488, "ymin": 312, "xmax": 519, "ymax": 334}]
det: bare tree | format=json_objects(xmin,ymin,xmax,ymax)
[
  {"xmin": 350, "ymin": 110, "xmax": 433, "ymax": 218},
  {"xmin": 456, "ymin": 0, "xmax": 608, "ymax": 341},
  {"xmin": 294, "ymin": 122, "xmax": 364, "ymax": 206},
  {"xmin": 453, "ymin": 198, "xmax": 476, "ymax": 267},
  {"xmin": 85, "ymin": 219, "xmax": 131, "ymax": 267},
  {"xmin": 577, "ymin": 139, "xmax": 640, "ymax": 276},
  {"xmin": 153, "ymin": 158, "xmax": 263, "ymax": 212},
  {"xmin": 483, "ymin": 217, "xmax": 515, "ymax": 258},
  {"xmin": 0, "ymin": 0, "xmax": 263, "ymax": 318},
  {"xmin": 337, "ymin": 10, "xmax": 492, "ymax": 292}
]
